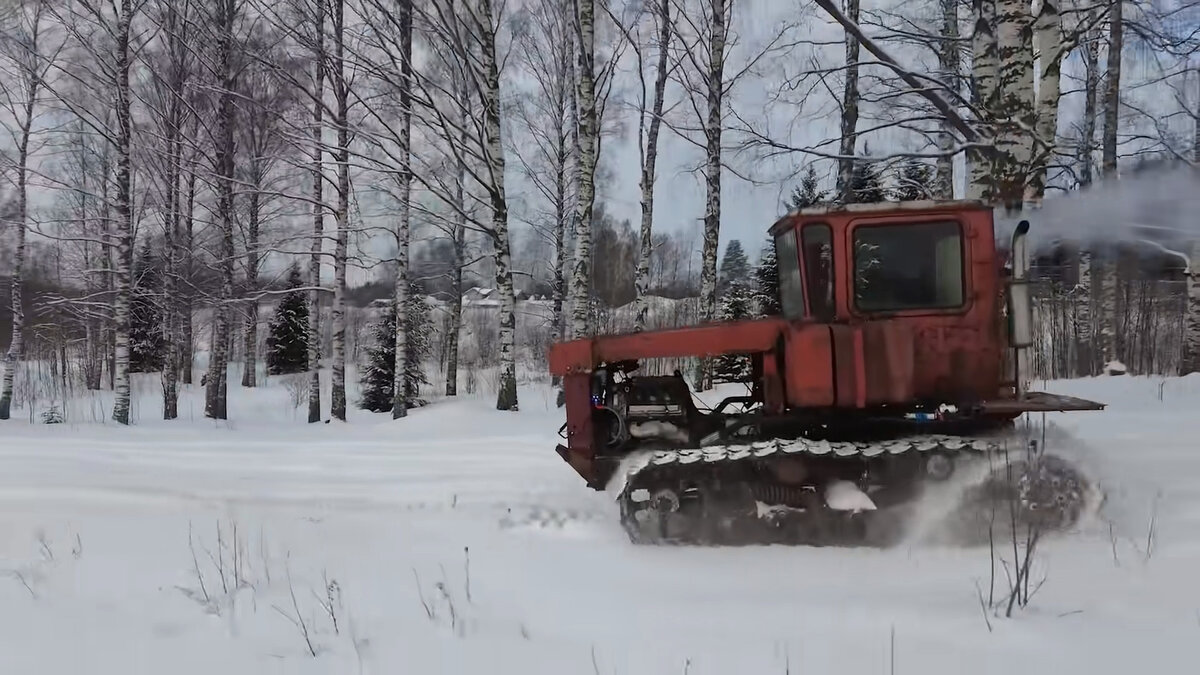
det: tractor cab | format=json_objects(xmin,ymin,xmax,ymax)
[{"xmin": 768, "ymin": 200, "xmax": 987, "ymax": 326}]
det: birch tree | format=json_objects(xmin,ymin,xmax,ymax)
[
  {"xmin": 0, "ymin": 0, "xmax": 59, "ymax": 420},
  {"xmin": 606, "ymin": 0, "xmax": 674, "ymax": 332},
  {"xmin": 569, "ymin": 0, "xmax": 600, "ymax": 340},
  {"xmin": 202, "ymin": 0, "xmax": 239, "ymax": 421},
  {"xmin": 141, "ymin": 0, "xmax": 196, "ymax": 418},
  {"xmin": 406, "ymin": 0, "xmax": 519, "ymax": 410},
  {"xmin": 327, "ymin": 0, "xmax": 354, "ymax": 422},
  {"xmin": 1102, "ymin": 0, "xmax": 1123, "ymax": 177},
  {"xmin": 236, "ymin": 32, "xmax": 292, "ymax": 389},
  {"xmin": 353, "ymin": 0, "xmax": 415, "ymax": 418},
  {"xmin": 44, "ymin": 0, "xmax": 141, "ymax": 423},
  {"xmin": 667, "ymin": 0, "xmax": 731, "ymax": 389},
  {"xmin": 837, "ymin": 0, "xmax": 861, "ymax": 203},
  {"xmin": 512, "ymin": 0, "xmax": 575, "ymax": 344},
  {"xmin": 388, "ymin": 0, "xmax": 414, "ymax": 420}
]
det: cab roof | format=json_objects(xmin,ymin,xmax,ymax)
[{"xmin": 768, "ymin": 199, "xmax": 992, "ymax": 235}]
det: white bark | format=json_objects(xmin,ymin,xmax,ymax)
[
  {"xmin": 968, "ymin": 0, "xmax": 998, "ymax": 200},
  {"xmin": 569, "ymin": 0, "xmax": 599, "ymax": 340},
  {"xmin": 632, "ymin": 0, "xmax": 671, "ymax": 333},
  {"xmin": 698, "ymin": 0, "xmax": 728, "ymax": 391},
  {"xmin": 181, "ymin": 154, "xmax": 197, "ymax": 386},
  {"xmin": 391, "ymin": 0, "xmax": 413, "ymax": 419},
  {"xmin": 0, "ymin": 2, "xmax": 46, "ymax": 420},
  {"xmin": 330, "ymin": 0, "xmax": 350, "ymax": 422},
  {"xmin": 837, "ymin": 0, "xmax": 860, "ymax": 203},
  {"xmin": 307, "ymin": 0, "xmax": 325, "ymax": 424},
  {"xmin": 935, "ymin": 0, "xmax": 959, "ymax": 198},
  {"xmin": 1183, "ymin": 241, "xmax": 1200, "ymax": 374},
  {"xmin": 994, "ymin": 0, "xmax": 1035, "ymax": 207},
  {"xmin": 157, "ymin": 0, "xmax": 190, "ymax": 418},
  {"xmin": 478, "ymin": 0, "xmax": 518, "ymax": 411},
  {"xmin": 1102, "ymin": 0, "xmax": 1122, "ymax": 177},
  {"xmin": 1075, "ymin": 248, "xmax": 1093, "ymax": 374},
  {"xmin": 111, "ymin": 0, "xmax": 135, "ymax": 425},
  {"xmin": 204, "ymin": 0, "xmax": 237, "ymax": 421},
  {"xmin": 1028, "ymin": 0, "xmax": 1064, "ymax": 201},
  {"xmin": 1078, "ymin": 16, "xmax": 1100, "ymax": 187},
  {"xmin": 446, "ymin": 74, "xmax": 469, "ymax": 397}
]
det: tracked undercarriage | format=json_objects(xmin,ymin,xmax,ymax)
[{"xmin": 612, "ymin": 429, "xmax": 1095, "ymax": 547}]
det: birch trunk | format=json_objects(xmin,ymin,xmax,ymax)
[
  {"xmin": 1028, "ymin": 0, "xmax": 1064, "ymax": 202},
  {"xmin": 391, "ymin": 0, "xmax": 413, "ymax": 419},
  {"xmin": 111, "ymin": 0, "xmax": 135, "ymax": 425},
  {"xmin": 994, "ymin": 0, "xmax": 1035, "ymax": 208},
  {"xmin": 968, "ymin": 0, "xmax": 999, "ymax": 200},
  {"xmin": 241, "ymin": 188, "xmax": 260, "ymax": 388},
  {"xmin": 181, "ymin": 161, "xmax": 196, "ymax": 385},
  {"xmin": 1183, "ymin": 240, "xmax": 1200, "ymax": 374},
  {"xmin": 837, "ymin": 0, "xmax": 860, "ymax": 203},
  {"xmin": 205, "ymin": 0, "xmax": 237, "ymax": 421},
  {"xmin": 330, "ymin": 0, "xmax": 350, "ymax": 422},
  {"xmin": 446, "ymin": 213, "xmax": 465, "ymax": 396},
  {"xmin": 0, "ymin": 64, "xmax": 37, "ymax": 420},
  {"xmin": 935, "ymin": 0, "xmax": 959, "ymax": 199},
  {"xmin": 569, "ymin": 0, "xmax": 599, "ymax": 340},
  {"xmin": 479, "ymin": 0, "xmax": 519, "ymax": 411},
  {"xmin": 1185, "ymin": 74, "xmax": 1200, "ymax": 374},
  {"xmin": 308, "ymin": 0, "xmax": 326, "ymax": 424},
  {"xmin": 446, "ymin": 82, "xmax": 468, "ymax": 398},
  {"xmin": 162, "ymin": 60, "xmax": 183, "ymax": 418},
  {"xmin": 550, "ymin": 33, "xmax": 573, "ymax": 354},
  {"xmin": 633, "ymin": 0, "xmax": 671, "ymax": 332},
  {"xmin": 698, "ymin": 0, "xmax": 727, "ymax": 391},
  {"xmin": 1078, "ymin": 18, "xmax": 1099, "ymax": 187},
  {"xmin": 1075, "ymin": 249, "xmax": 1093, "ymax": 375},
  {"xmin": 1102, "ymin": 0, "xmax": 1122, "ymax": 177}
]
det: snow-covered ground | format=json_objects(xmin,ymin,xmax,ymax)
[{"xmin": 0, "ymin": 372, "xmax": 1198, "ymax": 674}]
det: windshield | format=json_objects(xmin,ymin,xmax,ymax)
[{"xmin": 853, "ymin": 220, "xmax": 965, "ymax": 312}]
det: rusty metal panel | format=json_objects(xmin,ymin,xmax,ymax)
[
  {"xmin": 862, "ymin": 321, "xmax": 915, "ymax": 404},
  {"xmin": 830, "ymin": 325, "xmax": 859, "ymax": 408},
  {"xmin": 979, "ymin": 391, "xmax": 1106, "ymax": 414},
  {"xmin": 549, "ymin": 318, "xmax": 788, "ymax": 375},
  {"xmin": 548, "ymin": 340, "xmax": 597, "ymax": 375},
  {"xmin": 784, "ymin": 324, "xmax": 835, "ymax": 407}
]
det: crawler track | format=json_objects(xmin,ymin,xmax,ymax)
[{"xmin": 613, "ymin": 432, "xmax": 1094, "ymax": 547}]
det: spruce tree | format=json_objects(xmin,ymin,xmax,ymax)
[
  {"xmin": 754, "ymin": 240, "xmax": 780, "ymax": 317},
  {"xmin": 265, "ymin": 266, "xmax": 310, "ymax": 375},
  {"xmin": 847, "ymin": 158, "xmax": 887, "ymax": 204},
  {"xmin": 129, "ymin": 242, "xmax": 167, "ymax": 373},
  {"xmin": 786, "ymin": 165, "xmax": 829, "ymax": 210},
  {"xmin": 892, "ymin": 158, "xmax": 937, "ymax": 201},
  {"xmin": 712, "ymin": 283, "xmax": 755, "ymax": 382},
  {"xmin": 358, "ymin": 282, "xmax": 433, "ymax": 413},
  {"xmin": 717, "ymin": 239, "xmax": 750, "ymax": 299}
]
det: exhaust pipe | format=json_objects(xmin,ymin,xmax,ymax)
[{"xmin": 1008, "ymin": 220, "xmax": 1033, "ymax": 395}]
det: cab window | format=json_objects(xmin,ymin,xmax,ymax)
[{"xmin": 853, "ymin": 220, "xmax": 965, "ymax": 312}]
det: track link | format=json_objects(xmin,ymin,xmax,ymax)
[{"xmin": 613, "ymin": 432, "xmax": 1093, "ymax": 547}]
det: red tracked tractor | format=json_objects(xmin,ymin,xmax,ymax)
[{"xmin": 548, "ymin": 199, "xmax": 1106, "ymax": 546}]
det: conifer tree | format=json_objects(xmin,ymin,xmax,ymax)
[
  {"xmin": 787, "ymin": 165, "xmax": 828, "ymax": 210},
  {"xmin": 266, "ymin": 266, "xmax": 310, "ymax": 375},
  {"xmin": 717, "ymin": 239, "xmax": 750, "ymax": 299},
  {"xmin": 754, "ymin": 240, "xmax": 780, "ymax": 317},
  {"xmin": 359, "ymin": 282, "xmax": 432, "ymax": 413},
  {"xmin": 892, "ymin": 158, "xmax": 937, "ymax": 201},
  {"xmin": 712, "ymin": 282, "xmax": 755, "ymax": 382},
  {"xmin": 847, "ymin": 158, "xmax": 886, "ymax": 204},
  {"xmin": 129, "ymin": 242, "xmax": 167, "ymax": 373}
]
